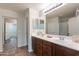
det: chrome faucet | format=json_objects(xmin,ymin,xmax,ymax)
[{"xmin": 59, "ymin": 36, "xmax": 65, "ymax": 40}]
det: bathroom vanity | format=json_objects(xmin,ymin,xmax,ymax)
[{"xmin": 32, "ymin": 34, "xmax": 79, "ymax": 56}]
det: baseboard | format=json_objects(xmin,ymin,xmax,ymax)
[
  {"xmin": 28, "ymin": 49, "xmax": 33, "ymax": 52},
  {"xmin": 18, "ymin": 43, "xmax": 27, "ymax": 47}
]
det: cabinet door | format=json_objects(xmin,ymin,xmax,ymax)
[
  {"xmin": 51, "ymin": 43, "xmax": 55, "ymax": 56},
  {"xmin": 42, "ymin": 40, "xmax": 52, "ymax": 56},
  {"xmin": 36, "ymin": 44, "xmax": 42, "ymax": 56},
  {"xmin": 32, "ymin": 37, "xmax": 36, "ymax": 54},
  {"xmin": 55, "ymin": 44, "xmax": 66, "ymax": 56},
  {"xmin": 55, "ymin": 44, "xmax": 79, "ymax": 56},
  {"xmin": 36, "ymin": 38, "xmax": 43, "ymax": 56},
  {"xmin": 32, "ymin": 37, "xmax": 43, "ymax": 56},
  {"xmin": 63, "ymin": 47, "xmax": 79, "ymax": 56}
]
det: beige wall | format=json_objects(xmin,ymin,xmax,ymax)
[{"xmin": 46, "ymin": 17, "xmax": 59, "ymax": 35}]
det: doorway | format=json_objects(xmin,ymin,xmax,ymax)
[{"xmin": 4, "ymin": 17, "xmax": 17, "ymax": 55}]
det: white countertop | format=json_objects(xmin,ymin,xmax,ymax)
[{"xmin": 32, "ymin": 34, "xmax": 79, "ymax": 51}]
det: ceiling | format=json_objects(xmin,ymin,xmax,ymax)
[
  {"xmin": 0, "ymin": 3, "xmax": 79, "ymax": 18},
  {"xmin": 0, "ymin": 3, "xmax": 52, "ymax": 12},
  {"xmin": 46, "ymin": 3, "xmax": 79, "ymax": 18}
]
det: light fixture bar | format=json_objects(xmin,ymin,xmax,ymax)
[{"xmin": 44, "ymin": 3, "xmax": 62, "ymax": 13}]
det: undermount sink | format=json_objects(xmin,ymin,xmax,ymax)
[
  {"xmin": 46, "ymin": 35, "xmax": 53, "ymax": 38},
  {"xmin": 46, "ymin": 35, "xmax": 60, "ymax": 38},
  {"xmin": 43, "ymin": 34, "xmax": 53, "ymax": 38},
  {"xmin": 43, "ymin": 34, "xmax": 74, "ymax": 44}
]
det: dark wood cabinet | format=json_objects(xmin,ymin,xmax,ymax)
[
  {"xmin": 55, "ymin": 44, "xmax": 67, "ymax": 56},
  {"xmin": 51, "ymin": 43, "xmax": 55, "ymax": 56},
  {"xmin": 42, "ymin": 40, "xmax": 52, "ymax": 56},
  {"xmin": 55, "ymin": 44, "xmax": 79, "ymax": 56},
  {"xmin": 36, "ymin": 38, "xmax": 43, "ymax": 56},
  {"xmin": 32, "ymin": 37, "xmax": 37, "ymax": 54},
  {"xmin": 32, "ymin": 37, "xmax": 52, "ymax": 56},
  {"xmin": 64, "ymin": 48, "xmax": 78, "ymax": 56},
  {"xmin": 32, "ymin": 36, "xmax": 79, "ymax": 56},
  {"xmin": 32, "ymin": 37, "xmax": 43, "ymax": 56}
]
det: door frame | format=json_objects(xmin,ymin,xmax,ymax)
[{"xmin": 3, "ymin": 16, "xmax": 18, "ymax": 51}]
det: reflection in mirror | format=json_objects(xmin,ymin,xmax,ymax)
[
  {"xmin": 46, "ymin": 7, "xmax": 79, "ymax": 36},
  {"xmin": 32, "ymin": 18, "xmax": 45, "ymax": 34},
  {"xmin": 32, "ymin": 18, "xmax": 38, "ymax": 30},
  {"xmin": 38, "ymin": 19, "xmax": 44, "ymax": 29}
]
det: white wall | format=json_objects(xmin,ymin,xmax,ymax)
[
  {"xmin": 0, "ymin": 8, "xmax": 18, "ymax": 18},
  {"xmin": 68, "ymin": 16, "xmax": 79, "ymax": 36},
  {"xmin": 46, "ymin": 17, "xmax": 59, "ymax": 35},
  {"xmin": 27, "ymin": 8, "xmax": 39, "ymax": 52},
  {"xmin": 17, "ymin": 9, "xmax": 29, "ymax": 47}
]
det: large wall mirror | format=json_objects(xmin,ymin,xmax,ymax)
[{"xmin": 46, "ymin": 3, "xmax": 79, "ymax": 36}]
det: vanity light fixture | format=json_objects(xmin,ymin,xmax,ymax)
[{"xmin": 43, "ymin": 3, "xmax": 67, "ymax": 15}]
